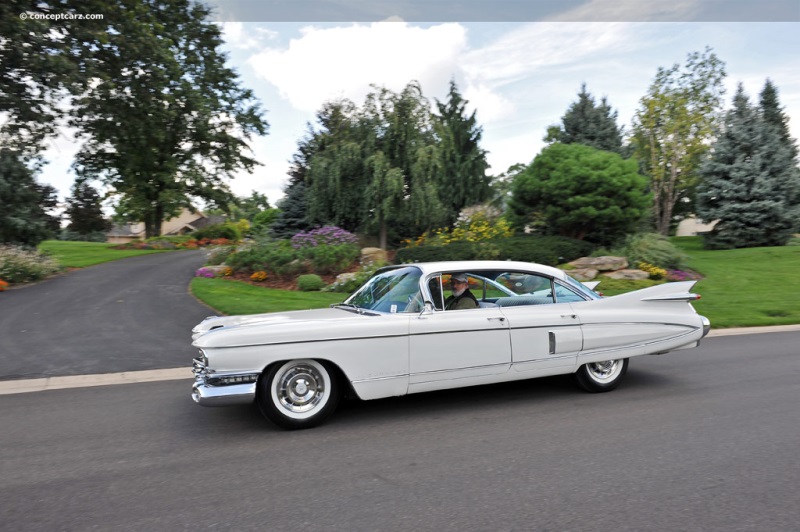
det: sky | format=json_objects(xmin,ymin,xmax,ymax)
[{"xmin": 36, "ymin": 0, "xmax": 800, "ymax": 211}]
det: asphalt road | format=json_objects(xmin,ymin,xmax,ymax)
[
  {"xmin": 2, "ymin": 331, "xmax": 799, "ymax": 531},
  {"xmin": 0, "ymin": 251, "xmax": 213, "ymax": 380}
]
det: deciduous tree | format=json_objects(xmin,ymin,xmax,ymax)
[{"xmin": 631, "ymin": 48, "xmax": 727, "ymax": 236}]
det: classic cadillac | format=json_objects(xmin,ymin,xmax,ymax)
[{"xmin": 191, "ymin": 260, "xmax": 710, "ymax": 429}]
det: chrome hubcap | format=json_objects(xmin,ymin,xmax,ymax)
[
  {"xmin": 277, "ymin": 364, "xmax": 325, "ymax": 413},
  {"xmin": 587, "ymin": 360, "xmax": 619, "ymax": 381}
]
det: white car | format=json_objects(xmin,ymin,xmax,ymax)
[{"xmin": 191, "ymin": 260, "xmax": 710, "ymax": 429}]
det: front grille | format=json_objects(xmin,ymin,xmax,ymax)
[{"xmin": 192, "ymin": 357, "xmax": 208, "ymax": 378}]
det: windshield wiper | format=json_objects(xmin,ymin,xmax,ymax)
[{"xmin": 331, "ymin": 303, "xmax": 379, "ymax": 316}]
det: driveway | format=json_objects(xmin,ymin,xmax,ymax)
[{"xmin": 0, "ymin": 250, "xmax": 214, "ymax": 380}]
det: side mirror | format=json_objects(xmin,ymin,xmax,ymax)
[{"xmin": 419, "ymin": 301, "xmax": 434, "ymax": 317}]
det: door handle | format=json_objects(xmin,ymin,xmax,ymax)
[
  {"xmin": 487, "ymin": 317, "xmax": 506, "ymax": 322},
  {"xmin": 560, "ymin": 314, "xmax": 577, "ymax": 319}
]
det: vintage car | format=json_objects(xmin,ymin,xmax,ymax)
[{"xmin": 191, "ymin": 260, "xmax": 710, "ymax": 429}]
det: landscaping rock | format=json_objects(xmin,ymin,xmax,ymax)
[
  {"xmin": 566, "ymin": 268, "xmax": 599, "ymax": 281},
  {"xmin": 334, "ymin": 272, "xmax": 358, "ymax": 285},
  {"xmin": 569, "ymin": 256, "xmax": 629, "ymax": 271},
  {"xmin": 361, "ymin": 247, "xmax": 388, "ymax": 265},
  {"xmin": 602, "ymin": 269, "xmax": 650, "ymax": 280},
  {"xmin": 202, "ymin": 265, "xmax": 230, "ymax": 275}
]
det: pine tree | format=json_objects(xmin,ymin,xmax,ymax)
[
  {"xmin": 759, "ymin": 79, "xmax": 798, "ymax": 160},
  {"xmin": 433, "ymin": 80, "xmax": 491, "ymax": 224},
  {"xmin": 64, "ymin": 181, "xmax": 110, "ymax": 235},
  {"xmin": 0, "ymin": 150, "xmax": 59, "ymax": 246},
  {"xmin": 545, "ymin": 84, "xmax": 625, "ymax": 154},
  {"xmin": 696, "ymin": 84, "xmax": 799, "ymax": 249}
]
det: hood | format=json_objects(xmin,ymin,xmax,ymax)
[{"xmin": 191, "ymin": 307, "xmax": 385, "ymax": 348}]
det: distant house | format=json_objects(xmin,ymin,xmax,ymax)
[{"xmin": 106, "ymin": 208, "xmax": 226, "ymax": 244}]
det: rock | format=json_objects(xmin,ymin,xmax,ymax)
[
  {"xmin": 565, "ymin": 268, "xmax": 598, "ymax": 281},
  {"xmin": 602, "ymin": 269, "xmax": 650, "ymax": 280},
  {"xmin": 361, "ymin": 247, "xmax": 387, "ymax": 265},
  {"xmin": 334, "ymin": 272, "xmax": 357, "ymax": 284},
  {"xmin": 568, "ymin": 256, "xmax": 629, "ymax": 272},
  {"xmin": 202, "ymin": 265, "xmax": 230, "ymax": 275}
]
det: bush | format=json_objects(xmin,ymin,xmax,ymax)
[
  {"xmin": 58, "ymin": 229, "xmax": 108, "ymax": 242},
  {"xmin": 0, "ymin": 245, "xmax": 61, "ymax": 283},
  {"xmin": 395, "ymin": 236, "xmax": 594, "ymax": 266},
  {"xmin": 301, "ymin": 243, "xmax": 359, "ymax": 275},
  {"xmin": 291, "ymin": 226, "xmax": 358, "ymax": 249},
  {"xmin": 297, "ymin": 274, "xmax": 326, "ymax": 291},
  {"xmin": 192, "ymin": 223, "xmax": 241, "ymax": 242},
  {"xmin": 622, "ymin": 233, "xmax": 686, "ymax": 269},
  {"xmin": 205, "ymin": 245, "xmax": 236, "ymax": 266},
  {"xmin": 225, "ymin": 240, "xmax": 306, "ymax": 278}
]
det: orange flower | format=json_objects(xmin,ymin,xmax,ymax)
[{"xmin": 0, "ymin": 279, "xmax": 9, "ymax": 292}]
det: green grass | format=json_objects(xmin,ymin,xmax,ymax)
[
  {"xmin": 38, "ymin": 240, "xmax": 167, "ymax": 268},
  {"xmin": 191, "ymin": 277, "xmax": 346, "ymax": 315},
  {"xmin": 670, "ymin": 237, "xmax": 800, "ymax": 328}
]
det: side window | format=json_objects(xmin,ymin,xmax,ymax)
[
  {"xmin": 495, "ymin": 272, "xmax": 552, "ymax": 297},
  {"xmin": 554, "ymin": 282, "xmax": 587, "ymax": 303}
]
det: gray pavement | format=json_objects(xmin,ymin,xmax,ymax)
[{"xmin": 0, "ymin": 250, "xmax": 213, "ymax": 380}]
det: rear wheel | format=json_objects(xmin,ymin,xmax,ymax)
[
  {"xmin": 257, "ymin": 359, "xmax": 341, "ymax": 429},
  {"xmin": 574, "ymin": 358, "xmax": 629, "ymax": 393}
]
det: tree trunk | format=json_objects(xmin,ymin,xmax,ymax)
[{"xmin": 379, "ymin": 218, "xmax": 387, "ymax": 250}]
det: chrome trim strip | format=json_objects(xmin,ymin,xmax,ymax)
[
  {"xmin": 579, "ymin": 328, "xmax": 700, "ymax": 357},
  {"xmin": 192, "ymin": 380, "xmax": 256, "ymax": 407}
]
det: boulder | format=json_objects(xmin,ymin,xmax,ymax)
[
  {"xmin": 568, "ymin": 256, "xmax": 628, "ymax": 272},
  {"xmin": 565, "ymin": 268, "xmax": 598, "ymax": 281},
  {"xmin": 334, "ymin": 272, "xmax": 357, "ymax": 285},
  {"xmin": 602, "ymin": 269, "xmax": 650, "ymax": 280},
  {"xmin": 361, "ymin": 247, "xmax": 387, "ymax": 265}
]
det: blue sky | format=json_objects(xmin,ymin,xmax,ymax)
[{"xmin": 38, "ymin": 2, "xmax": 800, "ymax": 210}]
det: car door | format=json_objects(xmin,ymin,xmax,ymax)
[
  {"xmin": 408, "ymin": 274, "xmax": 511, "ymax": 389},
  {"xmin": 494, "ymin": 274, "xmax": 583, "ymax": 374}
]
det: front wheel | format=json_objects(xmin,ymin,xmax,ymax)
[
  {"xmin": 257, "ymin": 359, "xmax": 341, "ymax": 430},
  {"xmin": 574, "ymin": 358, "xmax": 629, "ymax": 393}
]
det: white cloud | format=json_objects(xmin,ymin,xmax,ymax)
[
  {"xmin": 219, "ymin": 21, "xmax": 270, "ymax": 50},
  {"xmin": 247, "ymin": 22, "xmax": 468, "ymax": 112}
]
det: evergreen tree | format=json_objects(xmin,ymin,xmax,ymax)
[
  {"xmin": 0, "ymin": 150, "xmax": 59, "ymax": 246},
  {"xmin": 696, "ymin": 84, "xmax": 800, "ymax": 249},
  {"xmin": 433, "ymin": 80, "xmax": 491, "ymax": 224},
  {"xmin": 545, "ymin": 84, "xmax": 625, "ymax": 154},
  {"xmin": 271, "ymin": 181, "xmax": 311, "ymax": 239},
  {"xmin": 508, "ymin": 143, "xmax": 650, "ymax": 246},
  {"xmin": 759, "ymin": 79, "xmax": 798, "ymax": 160},
  {"xmin": 64, "ymin": 181, "xmax": 110, "ymax": 235}
]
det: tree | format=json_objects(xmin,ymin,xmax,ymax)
[
  {"xmin": 71, "ymin": 0, "xmax": 268, "ymax": 238},
  {"xmin": 0, "ymin": 150, "xmax": 59, "ymax": 246},
  {"xmin": 545, "ymin": 83, "xmax": 625, "ymax": 154},
  {"xmin": 433, "ymin": 80, "xmax": 491, "ymax": 224},
  {"xmin": 696, "ymin": 84, "xmax": 800, "ymax": 249},
  {"xmin": 759, "ymin": 79, "xmax": 799, "ymax": 160},
  {"xmin": 508, "ymin": 143, "xmax": 650, "ymax": 246},
  {"xmin": 631, "ymin": 48, "xmax": 727, "ymax": 236},
  {"xmin": 64, "ymin": 181, "xmax": 110, "ymax": 235}
]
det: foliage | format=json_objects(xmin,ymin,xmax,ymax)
[
  {"xmin": 297, "ymin": 274, "xmax": 326, "ymax": 292},
  {"xmin": 433, "ymin": 79, "xmax": 492, "ymax": 225},
  {"xmin": 544, "ymin": 83, "xmax": 625, "ymax": 154},
  {"xmin": 64, "ymin": 181, "xmax": 110, "ymax": 235},
  {"xmin": 58, "ymin": 230, "xmax": 108, "ymax": 243},
  {"xmin": 250, "ymin": 270, "xmax": 267, "ymax": 282},
  {"xmin": 68, "ymin": 1, "xmax": 268, "ymax": 238},
  {"xmin": 0, "ymin": 245, "xmax": 61, "ymax": 283},
  {"xmin": 324, "ymin": 262, "xmax": 387, "ymax": 293},
  {"xmin": 395, "ymin": 235, "xmax": 593, "ymax": 266},
  {"xmin": 291, "ymin": 226, "xmax": 359, "ymax": 249},
  {"xmin": 696, "ymin": 83, "xmax": 800, "ymax": 249},
  {"xmin": 508, "ymin": 143, "xmax": 650, "ymax": 245},
  {"xmin": 637, "ymin": 262, "xmax": 667, "ymax": 280},
  {"xmin": 195, "ymin": 267, "xmax": 217, "ymax": 278},
  {"xmin": 301, "ymin": 244, "xmax": 360, "ymax": 275},
  {"xmin": 206, "ymin": 245, "xmax": 237, "ymax": 266},
  {"xmin": 192, "ymin": 224, "xmax": 241, "ymax": 242},
  {"xmin": 225, "ymin": 240, "xmax": 305, "ymax": 278},
  {"xmin": 0, "ymin": 149, "xmax": 60, "ymax": 246},
  {"xmin": 403, "ymin": 207, "xmax": 513, "ymax": 248},
  {"xmin": 271, "ymin": 180, "xmax": 311, "ymax": 239},
  {"xmin": 619, "ymin": 232, "xmax": 687, "ymax": 269},
  {"xmin": 631, "ymin": 47, "xmax": 727, "ymax": 235}
]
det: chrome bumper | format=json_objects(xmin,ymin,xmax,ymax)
[
  {"xmin": 191, "ymin": 356, "xmax": 258, "ymax": 407},
  {"xmin": 701, "ymin": 315, "xmax": 711, "ymax": 337}
]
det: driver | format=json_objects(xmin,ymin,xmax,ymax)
[{"xmin": 444, "ymin": 273, "xmax": 478, "ymax": 310}]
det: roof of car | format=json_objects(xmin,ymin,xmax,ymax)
[{"xmin": 388, "ymin": 260, "xmax": 570, "ymax": 281}]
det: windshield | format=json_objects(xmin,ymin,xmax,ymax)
[{"xmin": 344, "ymin": 266, "xmax": 423, "ymax": 313}]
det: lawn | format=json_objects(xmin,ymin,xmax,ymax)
[
  {"xmin": 191, "ymin": 277, "xmax": 346, "ymax": 315},
  {"xmin": 670, "ymin": 237, "xmax": 800, "ymax": 328},
  {"xmin": 38, "ymin": 240, "xmax": 168, "ymax": 268}
]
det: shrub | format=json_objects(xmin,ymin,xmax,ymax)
[
  {"xmin": 0, "ymin": 246, "xmax": 61, "ymax": 284},
  {"xmin": 206, "ymin": 245, "xmax": 236, "ymax": 266},
  {"xmin": 225, "ymin": 240, "xmax": 306, "ymax": 278},
  {"xmin": 0, "ymin": 279, "xmax": 8, "ymax": 291},
  {"xmin": 192, "ymin": 223, "xmax": 241, "ymax": 242},
  {"xmin": 195, "ymin": 267, "xmax": 216, "ymax": 278},
  {"xmin": 622, "ymin": 233, "xmax": 686, "ymax": 270},
  {"xmin": 58, "ymin": 229, "xmax": 108, "ymax": 242},
  {"xmin": 297, "ymin": 274, "xmax": 326, "ymax": 292},
  {"xmin": 638, "ymin": 261, "xmax": 667, "ymax": 280},
  {"xmin": 302, "ymin": 243, "xmax": 360, "ymax": 275},
  {"xmin": 250, "ymin": 270, "xmax": 267, "ymax": 282},
  {"xmin": 291, "ymin": 226, "xmax": 358, "ymax": 249}
]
